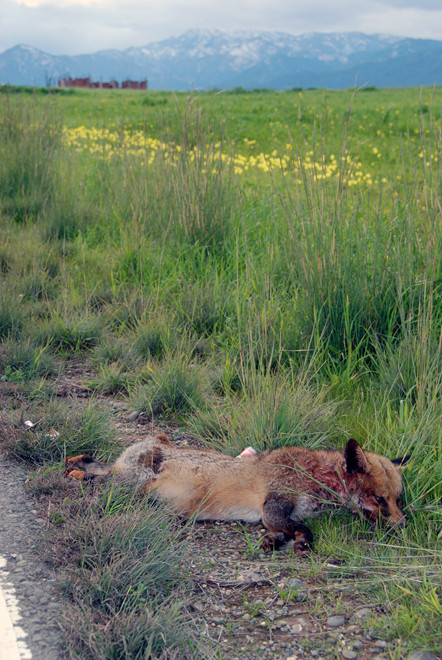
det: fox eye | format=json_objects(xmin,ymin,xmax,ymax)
[{"xmin": 374, "ymin": 495, "xmax": 386, "ymax": 505}]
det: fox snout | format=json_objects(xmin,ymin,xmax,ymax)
[
  {"xmin": 370, "ymin": 502, "xmax": 406, "ymax": 528},
  {"xmin": 384, "ymin": 506, "xmax": 406, "ymax": 528},
  {"xmin": 352, "ymin": 493, "xmax": 406, "ymax": 528}
]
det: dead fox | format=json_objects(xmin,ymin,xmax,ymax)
[{"xmin": 65, "ymin": 435, "xmax": 409, "ymax": 552}]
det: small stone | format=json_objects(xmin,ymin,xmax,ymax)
[
  {"xmin": 409, "ymin": 653, "xmax": 438, "ymax": 660},
  {"xmin": 296, "ymin": 592, "xmax": 308, "ymax": 602},
  {"xmin": 287, "ymin": 578, "xmax": 304, "ymax": 589},
  {"xmin": 352, "ymin": 641, "xmax": 363, "ymax": 650},
  {"xmin": 291, "ymin": 624, "xmax": 303, "ymax": 634},
  {"xmin": 375, "ymin": 641, "xmax": 387, "ymax": 648},
  {"xmin": 126, "ymin": 410, "xmax": 140, "ymax": 421},
  {"xmin": 342, "ymin": 652, "xmax": 357, "ymax": 659},
  {"xmin": 191, "ymin": 600, "xmax": 204, "ymax": 612},
  {"xmin": 355, "ymin": 608, "xmax": 371, "ymax": 619},
  {"xmin": 326, "ymin": 615, "xmax": 346, "ymax": 627}
]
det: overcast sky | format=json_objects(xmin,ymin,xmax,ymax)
[{"xmin": 2, "ymin": 0, "xmax": 442, "ymax": 55}]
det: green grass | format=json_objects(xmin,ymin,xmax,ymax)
[
  {"xmin": 131, "ymin": 352, "xmax": 207, "ymax": 419},
  {"xmin": 0, "ymin": 85, "xmax": 440, "ymax": 657},
  {"xmin": 28, "ymin": 478, "xmax": 204, "ymax": 658},
  {"xmin": 0, "ymin": 338, "xmax": 56, "ymax": 380},
  {"xmin": 2, "ymin": 400, "xmax": 118, "ymax": 465}
]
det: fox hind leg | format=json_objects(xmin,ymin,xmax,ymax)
[
  {"xmin": 261, "ymin": 496, "xmax": 313, "ymax": 553},
  {"xmin": 64, "ymin": 454, "xmax": 111, "ymax": 481}
]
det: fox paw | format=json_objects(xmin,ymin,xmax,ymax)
[
  {"xmin": 64, "ymin": 455, "xmax": 87, "ymax": 480},
  {"xmin": 290, "ymin": 526, "xmax": 313, "ymax": 553},
  {"xmin": 64, "ymin": 467, "xmax": 86, "ymax": 480},
  {"xmin": 260, "ymin": 532, "xmax": 286, "ymax": 552},
  {"xmin": 66, "ymin": 454, "xmax": 86, "ymax": 464}
]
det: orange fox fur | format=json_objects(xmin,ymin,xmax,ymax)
[{"xmin": 65, "ymin": 435, "xmax": 409, "ymax": 552}]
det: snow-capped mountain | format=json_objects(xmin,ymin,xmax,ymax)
[{"xmin": 1, "ymin": 29, "xmax": 441, "ymax": 89}]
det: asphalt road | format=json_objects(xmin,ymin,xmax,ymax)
[{"xmin": 0, "ymin": 454, "xmax": 63, "ymax": 659}]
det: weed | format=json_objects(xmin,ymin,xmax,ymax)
[
  {"xmin": 210, "ymin": 357, "xmax": 242, "ymax": 395},
  {"xmin": 89, "ymin": 362, "xmax": 133, "ymax": 395},
  {"xmin": 132, "ymin": 318, "xmax": 170, "ymax": 360},
  {"xmin": 189, "ymin": 373, "xmax": 335, "ymax": 454},
  {"xmin": 2, "ymin": 400, "xmax": 118, "ymax": 465},
  {"xmin": 91, "ymin": 337, "xmax": 132, "ymax": 366},
  {"xmin": 0, "ymin": 94, "xmax": 61, "ymax": 222},
  {"xmin": 0, "ymin": 289, "xmax": 24, "ymax": 338},
  {"xmin": 35, "ymin": 315, "xmax": 103, "ymax": 353},
  {"xmin": 44, "ymin": 481, "xmax": 206, "ymax": 658},
  {"xmin": 0, "ymin": 338, "xmax": 56, "ymax": 380},
  {"xmin": 131, "ymin": 353, "xmax": 206, "ymax": 418}
]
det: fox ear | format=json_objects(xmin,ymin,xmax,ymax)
[
  {"xmin": 344, "ymin": 439, "xmax": 368, "ymax": 474},
  {"xmin": 391, "ymin": 455, "xmax": 412, "ymax": 472}
]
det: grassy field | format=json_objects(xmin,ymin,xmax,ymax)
[{"xmin": 0, "ymin": 85, "xmax": 441, "ymax": 658}]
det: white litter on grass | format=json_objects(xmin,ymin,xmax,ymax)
[
  {"xmin": 236, "ymin": 446, "xmax": 258, "ymax": 458},
  {"xmin": 0, "ymin": 556, "xmax": 32, "ymax": 659},
  {"xmin": 23, "ymin": 421, "xmax": 35, "ymax": 429}
]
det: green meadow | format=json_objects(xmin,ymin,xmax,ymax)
[{"xmin": 0, "ymin": 85, "xmax": 441, "ymax": 658}]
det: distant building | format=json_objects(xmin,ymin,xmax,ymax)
[
  {"xmin": 122, "ymin": 80, "xmax": 147, "ymax": 90},
  {"xmin": 58, "ymin": 77, "xmax": 92, "ymax": 88},
  {"xmin": 90, "ymin": 80, "xmax": 119, "ymax": 89},
  {"xmin": 58, "ymin": 77, "xmax": 147, "ymax": 90}
]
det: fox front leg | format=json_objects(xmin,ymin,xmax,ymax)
[{"xmin": 261, "ymin": 495, "xmax": 313, "ymax": 553}]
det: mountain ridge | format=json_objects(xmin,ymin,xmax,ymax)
[{"xmin": 1, "ymin": 29, "xmax": 441, "ymax": 89}]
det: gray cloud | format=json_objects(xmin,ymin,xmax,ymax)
[{"xmin": 1, "ymin": 0, "xmax": 441, "ymax": 54}]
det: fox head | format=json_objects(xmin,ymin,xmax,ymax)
[{"xmin": 343, "ymin": 439, "xmax": 410, "ymax": 527}]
